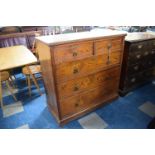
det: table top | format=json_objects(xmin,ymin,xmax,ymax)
[
  {"xmin": 0, "ymin": 45, "xmax": 37, "ymax": 71},
  {"xmin": 36, "ymin": 29, "xmax": 127, "ymax": 46},
  {"xmin": 125, "ymin": 32, "xmax": 155, "ymax": 42}
]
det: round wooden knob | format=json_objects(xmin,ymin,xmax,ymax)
[
  {"xmin": 73, "ymin": 52, "xmax": 78, "ymax": 57},
  {"xmin": 75, "ymin": 103, "xmax": 79, "ymax": 107},
  {"xmin": 74, "ymin": 86, "xmax": 79, "ymax": 91},
  {"xmin": 138, "ymin": 45, "xmax": 143, "ymax": 49},
  {"xmin": 73, "ymin": 68, "xmax": 79, "ymax": 74},
  {"xmin": 136, "ymin": 54, "xmax": 141, "ymax": 59},
  {"xmin": 134, "ymin": 66, "xmax": 138, "ymax": 70}
]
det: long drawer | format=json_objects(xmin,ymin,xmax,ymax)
[
  {"xmin": 55, "ymin": 50, "xmax": 121, "ymax": 82},
  {"xmin": 57, "ymin": 66, "xmax": 120, "ymax": 99},
  {"xmin": 59, "ymin": 81, "xmax": 119, "ymax": 118}
]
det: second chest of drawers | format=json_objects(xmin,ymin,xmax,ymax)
[{"xmin": 119, "ymin": 32, "xmax": 155, "ymax": 96}]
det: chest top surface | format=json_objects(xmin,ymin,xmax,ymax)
[
  {"xmin": 125, "ymin": 32, "xmax": 155, "ymax": 43},
  {"xmin": 36, "ymin": 29, "xmax": 126, "ymax": 46}
]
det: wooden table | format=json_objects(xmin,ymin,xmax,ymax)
[{"xmin": 0, "ymin": 45, "xmax": 40, "ymax": 106}]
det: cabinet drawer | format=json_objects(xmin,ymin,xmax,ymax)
[
  {"xmin": 60, "ymin": 81, "xmax": 118, "ymax": 118},
  {"xmin": 151, "ymin": 40, "xmax": 155, "ymax": 49},
  {"xmin": 53, "ymin": 41, "xmax": 93, "ymax": 64},
  {"xmin": 130, "ymin": 42, "xmax": 146, "ymax": 52},
  {"xmin": 94, "ymin": 37, "xmax": 122, "ymax": 55},
  {"xmin": 125, "ymin": 73, "xmax": 142, "ymax": 88},
  {"xmin": 55, "ymin": 51, "xmax": 121, "ymax": 82},
  {"xmin": 58, "ymin": 67, "xmax": 120, "ymax": 99},
  {"xmin": 127, "ymin": 63, "xmax": 143, "ymax": 75},
  {"xmin": 128, "ymin": 51, "xmax": 143, "ymax": 65}
]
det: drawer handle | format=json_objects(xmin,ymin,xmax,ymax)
[
  {"xmin": 73, "ymin": 52, "xmax": 78, "ymax": 57},
  {"xmin": 134, "ymin": 66, "xmax": 139, "ymax": 70},
  {"xmin": 138, "ymin": 45, "xmax": 143, "ymax": 49},
  {"xmin": 105, "ymin": 77, "xmax": 113, "ymax": 81},
  {"xmin": 131, "ymin": 78, "xmax": 136, "ymax": 82},
  {"xmin": 74, "ymin": 86, "xmax": 79, "ymax": 91},
  {"xmin": 73, "ymin": 68, "xmax": 79, "ymax": 74},
  {"xmin": 107, "ymin": 43, "xmax": 112, "ymax": 64},
  {"xmin": 75, "ymin": 103, "xmax": 79, "ymax": 107},
  {"xmin": 75, "ymin": 99, "xmax": 83, "ymax": 107},
  {"xmin": 144, "ymin": 51, "xmax": 149, "ymax": 56},
  {"xmin": 136, "ymin": 54, "xmax": 141, "ymax": 59}
]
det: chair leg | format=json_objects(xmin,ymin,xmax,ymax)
[
  {"xmin": 31, "ymin": 74, "xmax": 42, "ymax": 96},
  {"xmin": 0, "ymin": 82, "xmax": 3, "ymax": 109},
  {"xmin": 9, "ymin": 76, "xmax": 16, "ymax": 88},
  {"xmin": 27, "ymin": 76, "xmax": 31, "ymax": 97},
  {"xmin": 5, "ymin": 80, "xmax": 17, "ymax": 101}
]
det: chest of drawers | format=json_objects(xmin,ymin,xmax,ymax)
[
  {"xmin": 36, "ymin": 31, "xmax": 126, "ymax": 125},
  {"xmin": 119, "ymin": 32, "xmax": 155, "ymax": 96}
]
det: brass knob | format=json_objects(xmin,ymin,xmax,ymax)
[
  {"xmin": 75, "ymin": 99, "xmax": 82, "ymax": 107},
  {"xmin": 136, "ymin": 54, "xmax": 141, "ymax": 59},
  {"xmin": 107, "ymin": 43, "xmax": 112, "ymax": 49},
  {"xmin": 131, "ymin": 78, "xmax": 136, "ymax": 82},
  {"xmin": 138, "ymin": 45, "xmax": 143, "ymax": 49},
  {"xmin": 134, "ymin": 66, "xmax": 138, "ymax": 70},
  {"xmin": 73, "ymin": 52, "xmax": 78, "ymax": 57},
  {"xmin": 144, "ymin": 51, "xmax": 149, "ymax": 55},
  {"xmin": 73, "ymin": 68, "xmax": 79, "ymax": 74},
  {"xmin": 106, "ymin": 60, "xmax": 110, "ymax": 64},
  {"xmin": 74, "ymin": 86, "xmax": 79, "ymax": 91},
  {"xmin": 75, "ymin": 103, "xmax": 79, "ymax": 107}
]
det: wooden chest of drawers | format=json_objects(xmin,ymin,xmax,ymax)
[
  {"xmin": 36, "ymin": 31, "xmax": 126, "ymax": 125},
  {"xmin": 119, "ymin": 32, "xmax": 155, "ymax": 96}
]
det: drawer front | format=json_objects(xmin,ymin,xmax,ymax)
[
  {"xmin": 125, "ymin": 73, "xmax": 142, "ymax": 88},
  {"xmin": 130, "ymin": 42, "xmax": 146, "ymax": 52},
  {"xmin": 128, "ymin": 41, "xmax": 155, "ymax": 65},
  {"xmin": 60, "ymin": 81, "xmax": 118, "ymax": 118},
  {"xmin": 151, "ymin": 40, "xmax": 155, "ymax": 49},
  {"xmin": 58, "ymin": 67, "xmax": 120, "ymax": 99},
  {"xmin": 142, "ymin": 68, "xmax": 155, "ymax": 79},
  {"xmin": 128, "ymin": 50, "xmax": 143, "ymax": 64},
  {"xmin": 94, "ymin": 37, "xmax": 122, "ymax": 55},
  {"xmin": 55, "ymin": 51, "xmax": 121, "ymax": 82},
  {"xmin": 127, "ymin": 63, "xmax": 143, "ymax": 75},
  {"xmin": 53, "ymin": 41, "xmax": 93, "ymax": 64}
]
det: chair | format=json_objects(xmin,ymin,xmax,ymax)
[
  {"xmin": 22, "ymin": 65, "xmax": 42, "ymax": 96},
  {"xmin": 22, "ymin": 32, "xmax": 42, "ymax": 96},
  {"xmin": 0, "ymin": 71, "xmax": 17, "ymax": 108}
]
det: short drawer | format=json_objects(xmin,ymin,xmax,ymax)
[
  {"xmin": 125, "ymin": 74, "xmax": 141, "ymax": 88},
  {"xmin": 55, "ymin": 52, "xmax": 121, "ymax": 82},
  {"xmin": 53, "ymin": 41, "xmax": 93, "ymax": 64},
  {"xmin": 59, "ymin": 82, "xmax": 118, "ymax": 118},
  {"xmin": 127, "ymin": 63, "xmax": 143, "ymax": 75},
  {"xmin": 94, "ymin": 37, "xmax": 122, "ymax": 55},
  {"xmin": 130, "ymin": 42, "xmax": 146, "ymax": 52},
  {"xmin": 151, "ymin": 40, "xmax": 155, "ymax": 49},
  {"xmin": 128, "ymin": 51, "xmax": 143, "ymax": 64},
  {"xmin": 57, "ymin": 67, "xmax": 120, "ymax": 99}
]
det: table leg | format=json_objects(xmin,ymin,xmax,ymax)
[
  {"xmin": 0, "ymin": 72, "xmax": 3, "ymax": 109},
  {"xmin": 6, "ymin": 80, "xmax": 17, "ymax": 101},
  {"xmin": 26, "ymin": 66, "xmax": 42, "ymax": 96}
]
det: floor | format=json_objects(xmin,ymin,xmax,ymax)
[{"xmin": 0, "ymin": 74, "xmax": 155, "ymax": 129}]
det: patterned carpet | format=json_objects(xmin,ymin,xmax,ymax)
[{"xmin": 0, "ymin": 74, "xmax": 155, "ymax": 129}]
